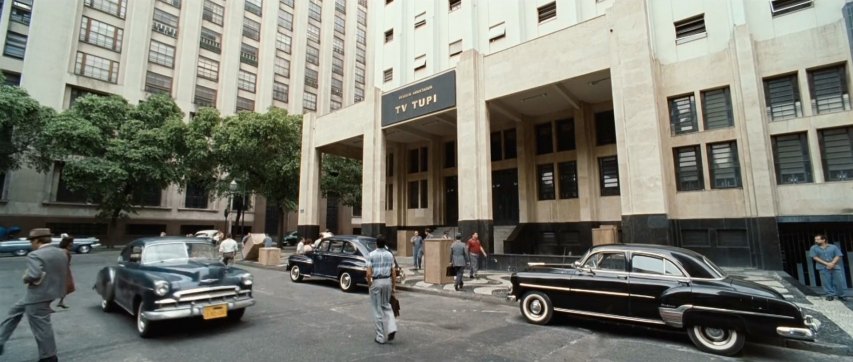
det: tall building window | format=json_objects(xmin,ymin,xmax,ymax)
[
  {"xmin": 702, "ymin": 87, "xmax": 734, "ymax": 129},
  {"xmin": 273, "ymin": 82, "xmax": 289, "ymax": 102},
  {"xmin": 274, "ymin": 57, "xmax": 290, "ymax": 77},
  {"xmin": 331, "ymin": 56, "xmax": 344, "ymax": 75},
  {"xmin": 489, "ymin": 22, "xmax": 506, "ymax": 43},
  {"xmin": 307, "ymin": 23, "xmax": 322, "ymax": 43},
  {"xmin": 356, "ymin": 47, "xmax": 366, "ymax": 64},
  {"xmin": 599, "ymin": 156, "xmax": 620, "ymax": 196},
  {"xmin": 504, "ymin": 129, "xmax": 517, "ymax": 159},
  {"xmin": 414, "ymin": 54, "xmax": 426, "ymax": 71},
  {"xmin": 194, "ymin": 85, "xmax": 217, "ymax": 107},
  {"xmin": 74, "ymin": 52, "xmax": 119, "ymax": 83},
  {"xmin": 203, "ymin": 0, "xmax": 224, "ymax": 25},
  {"xmin": 558, "ymin": 161, "xmax": 579, "ymax": 199},
  {"xmin": 818, "ymin": 126, "xmax": 853, "ymax": 182},
  {"xmin": 144, "ymin": 71, "xmax": 172, "ymax": 95},
  {"xmin": 444, "ymin": 142, "xmax": 456, "ymax": 168},
  {"xmin": 535, "ymin": 122, "xmax": 553, "ymax": 155},
  {"xmin": 3, "ymin": 32, "xmax": 27, "ymax": 59},
  {"xmin": 333, "ymin": 37, "xmax": 345, "ymax": 55},
  {"xmin": 595, "ymin": 110, "xmax": 617, "ymax": 145},
  {"xmin": 674, "ymin": 14, "xmax": 706, "ymax": 44},
  {"xmin": 243, "ymin": 18, "xmax": 261, "ymax": 41},
  {"xmin": 770, "ymin": 0, "xmax": 813, "ymax": 16},
  {"xmin": 537, "ymin": 2, "xmax": 556, "ymax": 23},
  {"xmin": 200, "ymin": 28, "xmax": 222, "ymax": 53},
  {"xmin": 331, "ymin": 78, "xmax": 343, "ymax": 96},
  {"xmin": 335, "ymin": 15, "xmax": 346, "ymax": 34},
  {"xmin": 449, "ymin": 0, "xmax": 462, "ymax": 12},
  {"xmin": 241, "ymin": 43, "xmax": 258, "ymax": 65},
  {"xmin": 132, "ymin": 184, "xmax": 162, "ymax": 207},
  {"xmin": 197, "ymin": 57, "xmax": 219, "ymax": 81},
  {"xmin": 306, "ymin": 45, "xmax": 320, "ymax": 65},
  {"xmin": 354, "ymin": 87, "xmax": 364, "ymax": 102},
  {"xmin": 56, "ymin": 163, "xmax": 88, "ymax": 203},
  {"xmin": 415, "ymin": 12, "xmax": 427, "ymax": 28},
  {"xmin": 331, "ymin": 100, "xmax": 342, "ymax": 111},
  {"xmin": 669, "ymin": 94, "xmax": 698, "ymax": 134},
  {"xmin": 449, "ymin": 39, "xmax": 463, "ymax": 57},
  {"xmin": 420, "ymin": 180, "xmax": 428, "ymax": 208},
  {"xmin": 387, "ymin": 153, "xmax": 395, "ymax": 177},
  {"xmin": 808, "ymin": 65, "xmax": 850, "ymax": 114},
  {"xmin": 236, "ymin": 97, "xmax": 255, "ymax": 112},
  {"xmin": 386, "ymin": 184, "xmax": 393, "ymax": 210},
  {"xmin": 238, "ymin": 70, "xmax": 256, "ymax": 92},
  {"xmin": 358, "ymin": 8, "xmax": 367, "ymax": 25},
  {"xmin": 152, "ymin": 9, "xmax": 179, "ymax": 38},
  {"xmin": 335, "ymin": 0, "xmax": 346, "ymax": 13},
  {"xmin": 537, "ymin": 164, "xmax": 555, "ymax": 200},
  {"xmin": 556, "ymin": 118, "xmax": 575, "ymax": 151},
  {"xmin": 305, "ymin": 68, "xmax": 318, "ymax": 88},
  {"xmin": 10, "ymin": 0, "xmax": 33, "ymax": 25},
  {"xmin": 357, "ymin": 28, "xmax": 366, "ymax": 45},
  {"xmin": 281, "ymin": 0, "xmax": 294, "ymax": 8},
  {"xmin": 303, "ymin": 92, "xmax": 317, "ymax": 111},
  {"xmin": 278, "ymin": 10, "xmax": 293, "ymax": 30},
  {"xmin": 148, "ymin": 40, "xmax": 175, "ymax": 68},
  {"xmin": 383, "ymin": 68, "xmax": 393, "ymax": 83},
  {"xmin": 384, "ymin": 29, "xmax": 394, "ymax": 43},
  {"xmin": 764, "ymin": 73, "xmax": 802, "ymax": 121},
  {"xmin": 184, "ymin": 182, "xmax": 209, "ymax": 209},
  {"xmin": 79, "ymin": 16, "xmax": 124, "ymax": 52},
  {"xmin": 772, "ymin": 132, "xmax": 812, "ymax": 184},
  {"xmin": 276, "ymin": 32, "xmax": 292, "ymax": 54},
  {"xmin": 309, "ymin": 0, "xmax": 322, "ymax": 21},
  {"xmin": 355, "ymin": 66, "xmax": 366, "ymax": 85},
  {"xmin": 245, "ymin": 0, "xmax": 262, "ymax": 16},
  {"xmin": 674, "ymin": 145, "xmax": 703, "ymax": 191},
  {"xmin": 708, "ymin": 142, "xmax": 741, "ymax": 188},
  {"xmin": 407, "ymin": 181, "xmax": 419, "ymax": 209},
  {"xmin": 407, "ymin": 148, "xmax": 428, "ymax": 173},
  {"xmin": 84, "ymin": 0, "xmax": 127, "ymax": 19},
  {"xmin": 490, "ymin": 132, "xmax": 503, "ymax": 162}
]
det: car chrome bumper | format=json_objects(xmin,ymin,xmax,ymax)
[
  {"xmin": 776, "ymin": 315, "xmax": 820, "ymax": 341},
  {"xmin": 143, "ymin": 297, "xmax": 255, "ymax": 321}
]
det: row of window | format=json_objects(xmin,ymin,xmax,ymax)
[
  {"xmin": 674, "ymin": 1, "xmax": 814, "ymax": 44},
  {"xmin": 771, "ymin": 126, "xmax": 853, "ymax": 184},
  {"xmin": 673, "ymin": 142, "xmax": 742, "ymax": 191}
]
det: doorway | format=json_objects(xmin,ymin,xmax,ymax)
[
  {"xmin": 492, "ymin": 169, "xmax": 519, "ymax": 225},
  {"xmin": 444, "ymin": 176, "xmax": 458, "ymax": 226}
]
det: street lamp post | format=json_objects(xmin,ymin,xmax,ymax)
[{"xmin": 227, "ymin": 180, "xmax": 237, "ymax": 236}]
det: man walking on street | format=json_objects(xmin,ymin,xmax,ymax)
[
  {"xmin": 467, "ymin": 232, "xmax": 487, "ymax": 279},
  {"xmin": 411, "ymin": 231, "xmax": 424, "ymax": 270},
  {"xmin": 0, "ymin": 228, "xmax": 68, "ymax": 362},
  {"xmin": 366, "ymin": 235, "xmax": 397, "ymax": 344},
  {"xmin": 450, "ymin": 233, "xmax": 468, "ymax": 291},
  {"xmin": 810, "ymin": 234, "xmax": 847, "ymax": 301},
  {"xmin": 219, "ymin": 234, "xmax": 238, "ymax": 266}
]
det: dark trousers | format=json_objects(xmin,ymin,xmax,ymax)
[
  {"xmin": 454, "ymin": 266, "xmax": 465, "ymax": 288},
  {"xmin": 0, "ymin": 299, "xmax": 56, "ymax": 360}
]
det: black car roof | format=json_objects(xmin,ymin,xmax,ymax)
[
  {"xmin": 590, "ymin": 243, "xmax": 722, "ymax": 278},
  {"xmin": 592, "ymin": 243, "xmax": 701, "ymax": 257}
]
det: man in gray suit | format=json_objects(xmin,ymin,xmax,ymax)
[
  {"xmin": 0, "ymin": 228, "xmax": 68, "ymax": 362},
  {"xmin": 449, "ymin": 233, "xmax": 469, "ymax": 291}
]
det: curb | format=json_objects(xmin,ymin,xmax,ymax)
[
  {"xmin": 784, "ymin": 339, "xmax": 852, "ymax": 356},
  {"xmin": 396, "ymin": 284, "xmax": 517, "ymax": 307}
]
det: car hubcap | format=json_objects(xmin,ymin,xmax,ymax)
[
  {"xmin": 530, "ymin": 300, "xmax": 542, "ymax": 315},
  {"xmin": 80, "ymin": 246, "xmax": 90, "ymax": 253},
  {"xmin": 704, "ymin": 327, "xmax": 726, "ymax": 342},
  {"xmin": 291, "ymin": 267, "xmax": 300, "ymax": 279},
  {"xmin": 341, "ymin": 274, "xmax": 351, "ymax": 289},
  {"xmin": 137, "ymin": 310, "xmax": 146, "ymax": 332},
  {"xmin": 101, "ymin": 299, "xmax": 107, "ymax": 309}
]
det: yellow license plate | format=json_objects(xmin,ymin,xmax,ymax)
[{"xmin": 202, "ymin": 304, "xmax": 228, "ymax": 320}]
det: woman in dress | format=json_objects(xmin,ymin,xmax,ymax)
[{"xmin": 56, "ymin": 235, "xmax": 76, "ymax": 309}]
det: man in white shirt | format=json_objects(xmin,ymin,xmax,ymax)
[{"xmin": 218, "ymin": 234, "xmax": 238, "ymax": 266}]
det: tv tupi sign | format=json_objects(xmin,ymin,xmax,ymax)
[{"xmin": 381, "ymin": 71, "xmax": 456, "ymax": 127}]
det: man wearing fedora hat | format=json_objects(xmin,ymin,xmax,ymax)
[{"xmin": 0, "ymin": 228, "xmax": 68, "ymax": 362}]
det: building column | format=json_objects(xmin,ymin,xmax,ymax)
[
  {"xmin": 455, "ymin": 50, "xmax": 493, "ymax": 252},
  {"xmin": 297, "ymin": 113, "xmax": 321, "ymax": 240},
  {"xmin": 361, "ymin": 89, "xmax": 386, "ymax": 237},
  {"xmin": 608, "ymin": 0, "xmax": 670, "ymax": 244}
]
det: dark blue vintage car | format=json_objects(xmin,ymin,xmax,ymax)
[
  {"xmin": 0, "ymin": 236, "xmax": 100, "ymax": 256},
  {"xmin": 286, "ymin": 235, "xmax": 404, "ymax": 292},
  {"xmin": 508, "ymin": 244, "xmax": 819, "ymax": 356},
  {"xmin": 93, "ymin": 237, "xmax": 255, "ymax": 337}
]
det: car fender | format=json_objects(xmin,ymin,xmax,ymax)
[
  {"xmin": 287, "ymin": 255, "xmax": 314, "ymax": 273},
  {"xmin": 336, "ymin": 261, "xmax": 368, "ymax": 282},
  {"xmin": 94, "ymin": 266, "xmax": 116, "ymax": 300}
]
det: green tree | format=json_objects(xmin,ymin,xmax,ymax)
[
  {"xmin": 0, "ymin": 82, "xmax": 54, "ymax": 173},
  {"xmin": 213, "ymin": 108, "xmax": 302, "ymax": 239},
  {"xmin": 33, "ymin": 94, "xmax": 186, "ymax": 245},
  {"xmin": 320, "ymin": 154, "xmax": 363, "ymax": 208}
]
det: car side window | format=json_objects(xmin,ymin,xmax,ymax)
[
  {"xmin": 342, "ymin": 242, "xmax": 357, "ymax": 254},
  {"xmin": 318, "ymin": 240, "xmax": 330, "ymax": 252},
  {"xmin": 632, "ymin": 254, "xmax": 663, "ymax": 275},
  {"xmin": 585, "ymin": 252, "xmax": 626, "ymax": 271},
  {"xmin": 329, "ymin": 240, "xmax": 344, "ymax": 253},
  {"xmin": 664, "ymin": 259, "xmax": 685, "ymax": 277}
]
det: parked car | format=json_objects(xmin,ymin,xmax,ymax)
[
  {"xmin": 0, "ymin": 235, "xmax": 100, "ymax": 256},
  {"xmin": 282, "ymin": 231, "xmax": 300, "ymax": 246},
  {"xmin": 194, "ymin": 230, "xmax": 220, "ymax": 242},
  {"xmin": 93, "ymin": 237, "xmax": 255, "ymax": 337},
  {"xmin": 507, "ymin": 244, "xmax": 819, "ymax": 356},
  {"xmin": 286, "ymin": 235, "xmax": 405, "ymax": 292}
]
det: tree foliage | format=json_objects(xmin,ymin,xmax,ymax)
[
  {"xmin": 0, "ymin": 83, "xmax": 54, "ymax": 173},
  {"xmin": 320, "ymin": 154, "xmax": 362, "ymax": 207}
]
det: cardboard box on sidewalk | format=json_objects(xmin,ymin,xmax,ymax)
[
  {"xmin": 242, "ymin": 233, "xmax": 266, "ymax": 261},
  {"xmin": 592, "ymin": 225, "xmax": 618, "ymax": 246},
  {"xmin": 397, "ymin": 230, "xmax": 414, "ymax": 257},
  {"xmin": 424, "ymin": 238, "xmax": 454, "ymax": 284},
  {"xmin": 258, "ymin": 247, "xmax": 281, "ymax": 266}
]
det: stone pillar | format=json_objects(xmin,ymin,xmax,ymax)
[
  {"xmin": 361, "ymin": 89, "xmax": 386, "ymax": 237},
  {"xmin": 297, "ymin": 113, "xmax": 321, "ymax": 240},
  {"xmin": 455, "ymin": 50, "xmax": 494, "ymax": 252},
  {"xmin": 608, "ymin": 0, "xmax": 670, "ymax": 244}
]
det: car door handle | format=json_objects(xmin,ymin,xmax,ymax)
[{"xmin": 617, "ymin": 275, "xmax": 628, "ymax": 280}]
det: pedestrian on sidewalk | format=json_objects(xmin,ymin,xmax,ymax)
[
  {"xmin": 366, "ymin": 235, "xmax": 397, "ymax": 344},
  {"xmin": 450, "ymin": 233, "xmax": 468, "ymax": 291},
  {"xmin": 219, "ymin": 234, "xmax": 238, "ymax": 266},
  {"xmin": 810, "ymin": 234, "xmax": 847, "ymax": 301},
  {"xmin": 467, "ymin": 232, "xmax": 487, "ymax": 279},
  {"xmin": 55, "ymin": 235, "xmax": 76, "ymax": 309},
  {"xmin": 0, "ymin": 228, "xmax": 68, "ymax": 362},
  {"xmin": 411, "ymin": 231, "xmax": 424, "ymax": 270}
]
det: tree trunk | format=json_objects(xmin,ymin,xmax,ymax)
[{"xmin": 277, "ymin": 205, "xmax": 286, "ymax": 247}]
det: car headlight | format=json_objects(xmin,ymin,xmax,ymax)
[
  {"xmin": 154, "ymin": 281, "xmax": 170, "ymax": 296},
  {"xmin": 241, "ymin": 273, "xmax": 254, "ymax": 286}
]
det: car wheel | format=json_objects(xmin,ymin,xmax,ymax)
[
  {"xmin": 137, "ymin": 303, "xmax": 156, "ymax": 338},
  {"xmin": 228, "ymin": 308, "xmax": 246, "ymax": 322},
  {"xmin": 78, "ymin": 245, "xmax": 91, "ymax": 254},
  {"xmin": 520, "ymin": 291, "xmax": 554, "ymax": 325},
  {"xmin": 13, "ymin": 249, "xmax": 28, "ymax": 257},
  {"xmin": 100, "ymin": 285, "xmax": 115, "ymax": 313},
  {"xmin": 687, "ymin": 325, "xmax": 745, "ymax": 356},
  {"xmin": 339, "ymin": 271, "xmax": 355, "ymax": 292},
  {"xmin": 290, "ymin": 265, "xmax": 304, "ymax": 282}
]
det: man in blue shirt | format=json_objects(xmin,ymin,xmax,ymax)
[
  {"xmin": 411, "ymin": 231, "xmax": 423, "ymax": 270},
  {"xmin": 809, "ymin": 234, "xmax": 847, "ymax": 301},
  {"xmin": 366, "ymin": 235, "xmax": 397, "ymax": 344}
]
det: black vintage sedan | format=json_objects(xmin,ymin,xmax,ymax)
[
  {"xmin": 93, "ymin": 237, "xmax": 256, "ymax": 337},
  {"xmin": 286, "ymin": 235, "xmax": 404, "ymax": 292},
  {"xmin": 507, "ymin": 244, "xmax": 819, "ymax": 356}
]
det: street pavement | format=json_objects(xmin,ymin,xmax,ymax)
[{"xmin": 0, "ymin": 250, "xmax": 850, "ymax": 361}]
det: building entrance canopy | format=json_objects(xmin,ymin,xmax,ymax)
[{"xmin": 381, "ymin": 70, "xmax": 457, "ymax": 127}]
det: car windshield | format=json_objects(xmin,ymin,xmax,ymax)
[
  {"xmin": 362, "ymin": 240, "xmax": 377, "ymax": 252},
  {"xmin": 142, "ymin": 242, "xmax": 217, "ymax": 264}
]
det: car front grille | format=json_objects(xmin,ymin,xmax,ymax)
[{"xmin": 155, "ymin": 286, "xmax": 251, "ymax": 308}]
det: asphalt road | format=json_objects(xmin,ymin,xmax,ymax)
[{"xmin": 0, "ymin": 251, "xmax": 846, "ymax": 362}]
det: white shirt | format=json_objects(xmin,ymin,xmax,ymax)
[
  {"xmin": 219, "ymin": 238, "xmax": 238, "ymax": 253},
  {"xmin": 296, "ymin": 241, "xmax": 305, "ymax": 255}
]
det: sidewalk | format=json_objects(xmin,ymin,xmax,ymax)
[{"xmin": 237, "ymin": 251, "xmax": 852, "ymax": 356}]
